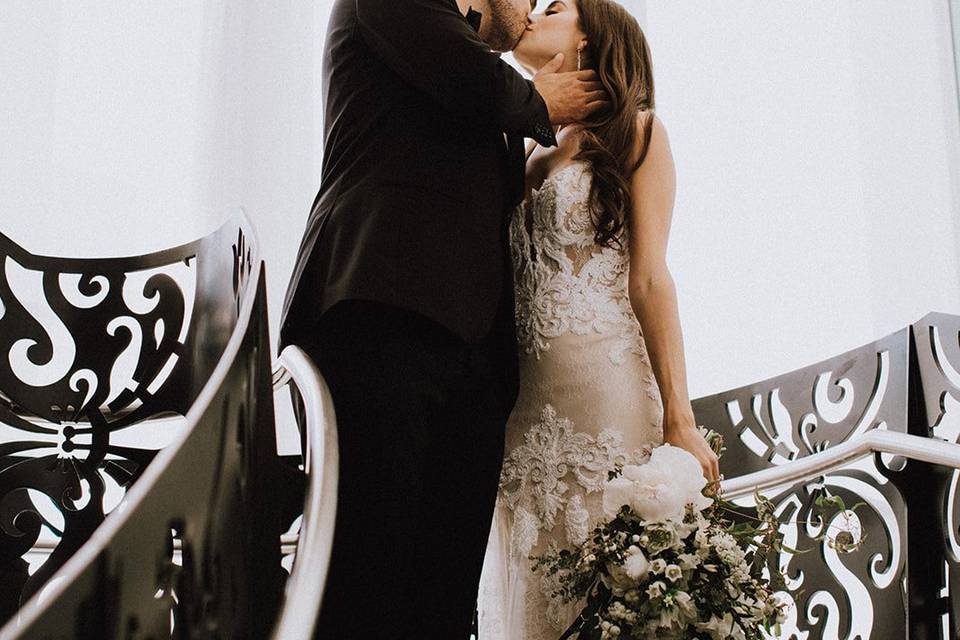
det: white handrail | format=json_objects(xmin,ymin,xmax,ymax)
[
  {"xmin": 719, "ymin": 428, "xmax": 960, "ymax": 498},
  {"xmin": 25, "ymin": 534, "xmax": 300, "ymax": 554},
  {"xmin": 269, "ymin": 345, "xmax": 339, "ymax": 640},
  {"xmin": 22, "ymin": 430, "xmax": 955, "ymax": 557}
]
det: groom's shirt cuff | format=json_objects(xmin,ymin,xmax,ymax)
[{"xmin": 529, "ymin": 88, "xmax": 558, "ymax": 147}]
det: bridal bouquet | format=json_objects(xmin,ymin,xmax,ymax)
[{"xmin": 532, "ymin": 427, "xmax": 860, "ymax": 640}]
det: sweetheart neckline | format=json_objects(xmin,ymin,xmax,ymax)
[{"xmin": 527, "ymin": 161, "xmax": 590, "ymax": 198}]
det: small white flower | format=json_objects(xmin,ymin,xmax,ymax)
[
  {"xmin": 676, "ymin": 520, "xmax": 698, "ymax": 539},
  {"xmin": 645, "ymin": 580, "xmax": 666, "ymax": 599},
  {"xmin": 664, "ymin": 564, "xmax": 683, "ymax": 582},
  {"xmin": 766, "ymin": 595, "xmax": 789, "ymax": 624},
  {"xmin": 649, "ymin": 557, "xmax": 667, "ymax": 574},
  {"xmin": 655, "ymin": 604, "xmax": 677, "ymax": 629},
  {"xmin": 710, "ymin": 531, "xmax": 737, "ymax": 552}
]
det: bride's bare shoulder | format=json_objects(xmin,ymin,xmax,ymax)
[{"xmin": 632, "ymin": 110, "xmax": 674, "ymax": 180}]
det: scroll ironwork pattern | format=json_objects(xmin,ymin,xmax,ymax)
[
  {"xmin": 0, "ymin": 218, "xmax": 252, "ymax": 623},
  {"xmin": 692, "ymin": 328, "xmax": 910, "ymax": 640},
  {"xmin": 0, "ymin": 262, "xmax": 284, "ymax": 639}
]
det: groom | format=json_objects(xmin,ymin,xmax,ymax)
[{"xmin": 279, "ymin": 0, "xmax": 606, "ymax": 637}]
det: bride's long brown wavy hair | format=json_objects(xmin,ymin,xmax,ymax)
[{"xmin": 573, "ymin": 0, "xmax": 655, "ymax": 249}]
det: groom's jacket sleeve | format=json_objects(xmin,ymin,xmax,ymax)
[{"xmin": 355, "ymin": 0, "xmax": 557, "ymax": 147}]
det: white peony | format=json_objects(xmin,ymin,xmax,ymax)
[
  {"xmin": 601, "ymin": 443, "xmax": 714, "ymax": 525},
  {"xmin": 627, "ymin": 463, "xmax": 687, "ymax": 523},
  {"xmin": 650, "ymin": 443, "xmax": 714, "ymax": 513},
  {"xmin": 686, "ymin": 489, "xmax": 715, "ymax": 514},
  {"xmin": 602, "ymin": 476, "xmax": 637, "ymax": 518},
  {"xmin": 649, "ymin": 443, "xmax": 707, "ymax": 493}
]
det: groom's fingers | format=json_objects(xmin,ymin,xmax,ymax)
[
  {"xmin": 584, "ymin": 100, "xmax": 611, "ymax": 115},
  {"xmin": 585, "ymin": 90, "xmax": 607, "ymax": 103},
  {"xmin": 534, "ymin": 52, "xmax": 566, "ymax": 79},
  {"xmin": 580, "ymin": 81, "xmax": 605, "ymax": 92}
]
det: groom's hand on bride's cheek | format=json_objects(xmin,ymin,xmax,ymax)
[{"xmin": 533, "ymin": 53, "xmax": 610, "ymax": 126}]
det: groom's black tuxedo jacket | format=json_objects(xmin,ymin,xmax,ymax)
[{"xmin": 279, "ymin": 0, "xmax": 557, "ymax": 349}]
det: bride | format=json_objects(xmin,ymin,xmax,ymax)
[{"xmin": 478, "ymin": 0, "xmax": 721, "ymax": 637}]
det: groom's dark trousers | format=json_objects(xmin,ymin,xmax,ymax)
[
  {"xmin": 299, "ymin": 296, "xmax": 517, "ymax": 639},
  {"xmin": 279, "ymin": 0, "xmax": 557, "ymax": 637}
]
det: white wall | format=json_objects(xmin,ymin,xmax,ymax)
[
  {"xmin": 1, "ymin": 1, "xmax": 959, "ymax": 454},
  {"xmin": 0, "ymin": 1, "xmax": 242, "ymax": 253},
  {"xmin": 643, "ymin": 0, "xmax": 960, "ymax": 396},
  {"xmin": 0, "ymin": 0, "xmax": 323, "ymax": 323}
]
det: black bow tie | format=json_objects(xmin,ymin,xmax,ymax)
[{"xmin": 465, "ymin": 6, "xmax": 482, "ymax": 32}]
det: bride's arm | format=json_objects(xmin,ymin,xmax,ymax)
[{"xmin": 626, "ymin": 112, "xmax": 720, "ymax": 485}]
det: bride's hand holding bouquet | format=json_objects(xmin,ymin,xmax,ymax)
[{"xmin": 661, "ymin": 406, "xmax": 721, "ymax": 496}]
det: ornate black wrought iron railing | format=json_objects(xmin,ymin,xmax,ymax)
[
  {"xmin": 685, "ymin": 312, "xmax": 960, "ymax": 639},
  {"xmin": 909, "ymin": 312, "xmax": 960, "ymax": 639},
  {"xmin": 689, "ymin": 322, "xmax": 909, "ymax": 639},
  {"xmin": 0, "ymin": 212, "xmax": 286, "ymax": 638}
]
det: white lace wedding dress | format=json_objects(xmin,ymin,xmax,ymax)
[{"xmin": 477, "ymin": 160, "xmax": 665, "ymax": 639}]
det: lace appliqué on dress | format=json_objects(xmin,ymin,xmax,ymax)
[
  {"xmin": 536, "ymin": 540, "xmax": 580, "ymax": 636},
  {"xmin": 499, "ymin": 404, "xmax": 653, "ymax": 558},
  {"xmin": 510, "ymin": 162, "xmax": 654, "ymax": 381},
  {"xmin": 498, "ymin": 404, "xmax": 657, "ymax": 637}
]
